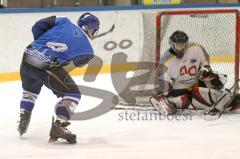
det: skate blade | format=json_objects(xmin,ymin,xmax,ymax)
[{"xmin": 49, "ymin": 137, "xmax": 77, "ymax": 144}]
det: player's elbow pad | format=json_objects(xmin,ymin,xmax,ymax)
[
  {"xmin": 32, "ymin": 26, "xmax": 41, "ymax": 40},
  {"xmin": 32, "ymin": 16, "xmax": 56, "ymax": 40}
]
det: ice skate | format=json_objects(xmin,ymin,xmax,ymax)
[
  {"xmin": 49, "ymin": 117, "xmax": 76, "ymax": 144},
  {"xmin": 17, "ymin": 109, "xmax": 32, "ymax": 136}
]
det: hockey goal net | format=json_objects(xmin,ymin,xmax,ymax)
[{"xmin": 114, "ymin": 9, "xmax": 239, "ymax": 108}]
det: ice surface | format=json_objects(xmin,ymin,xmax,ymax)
[{"xmin": 0, "ymin": 74, "xmax": 240, "ymax": 159}]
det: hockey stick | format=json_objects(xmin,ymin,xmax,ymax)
[
  {"xmin": 92, "ymin": 11, "xmax": 117, "ymax": 40},
  {"xmin": 92, "ymin": 24, "xmax": 115, "ymax": 39},
  {"xmin": 204, "ymin": 79, "xmax": 240, "ymax": 121}
]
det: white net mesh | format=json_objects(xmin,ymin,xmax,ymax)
[
  {"xmin": 115, "ymin": 9, "xmax": 239, "ymax": 107},
  {"xmin": 159, "ymin": 11, "xmax": 237, "ymax": 88}
]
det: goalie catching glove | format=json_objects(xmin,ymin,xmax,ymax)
[{"xmin": 199, "ymin": 65, "xmax": 227, "ymax": 90}]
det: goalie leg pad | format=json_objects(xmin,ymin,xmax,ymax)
[
  {"xmin": 167, "ymin": 95, "xmax": 191, "ymax": 110},
  {"xmin": 192, "ymin": 86, "xmax": 233, "ymax": 111},
  {"xmin": 214, "ymin": 90, "xmax": 233, "ymax": 111},
  {"xmin": 192, "ymin": 86, "xmax": 212, "ymax": 108},
  {"xmin": 228, "ymin": 94, "xmax": 240, "ymax": 113},
  {"xmin": 149, "ymin": 94, "xmax": 177, "ymax": 115}
]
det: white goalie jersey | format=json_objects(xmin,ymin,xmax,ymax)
[{"xmin": 159, "ymin": 42, "xmax": 210, "ymax": 95}]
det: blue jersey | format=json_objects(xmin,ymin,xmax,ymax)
[{"xmin": 29, "ymin": 16, "xmax": 94, "ymax": 65}]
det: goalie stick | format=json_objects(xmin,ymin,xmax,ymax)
[{"xmin": 204, "ymin": 79, "xmax": 240, "ymax": 121}]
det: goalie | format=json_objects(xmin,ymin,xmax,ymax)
[{"xmin": 150, "ymin": 30, "xmax": 240, "ymax": 119}]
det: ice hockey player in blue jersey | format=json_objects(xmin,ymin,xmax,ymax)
[{"xmin": 18, "ymin": 12, "xmax": 100, "ymax": 144}]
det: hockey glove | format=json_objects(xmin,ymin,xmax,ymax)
[
  {"xmin": 199, "ymin": 65, "xmax": 212, "ymax": 79},
  {"xmin": 199, "ymin": 65, "xmax": 224, "ymax": 90}
]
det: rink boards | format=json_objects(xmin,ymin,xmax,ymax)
[{"xmin": 0, "ymin": 4, "xmax": 240, "ymax": 82}]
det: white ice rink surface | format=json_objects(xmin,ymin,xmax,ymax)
[{"xmin": 1, "ymin": 74, "xmax": 240, "ymax": 159}]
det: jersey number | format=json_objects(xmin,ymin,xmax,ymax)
[
  {"xmin": 180, "ymin": 65, "xmax": 197, "ymax": 76},
  {"xmin": 46, "ymin": 42, "xmax": 68, "ymax": 52}
]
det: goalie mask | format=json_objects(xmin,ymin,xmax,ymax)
[
  {"xmin": 169, "ymin": 31, "xmax": 189, "ymax": 59},
  {"xmin": 78, "ymin": 13, "xmax": 100, "ymax": 39}
]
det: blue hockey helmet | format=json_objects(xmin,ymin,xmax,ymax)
[{"xmin": 78, "ymin": 12, "xmax": 100, "ymax": 39}]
